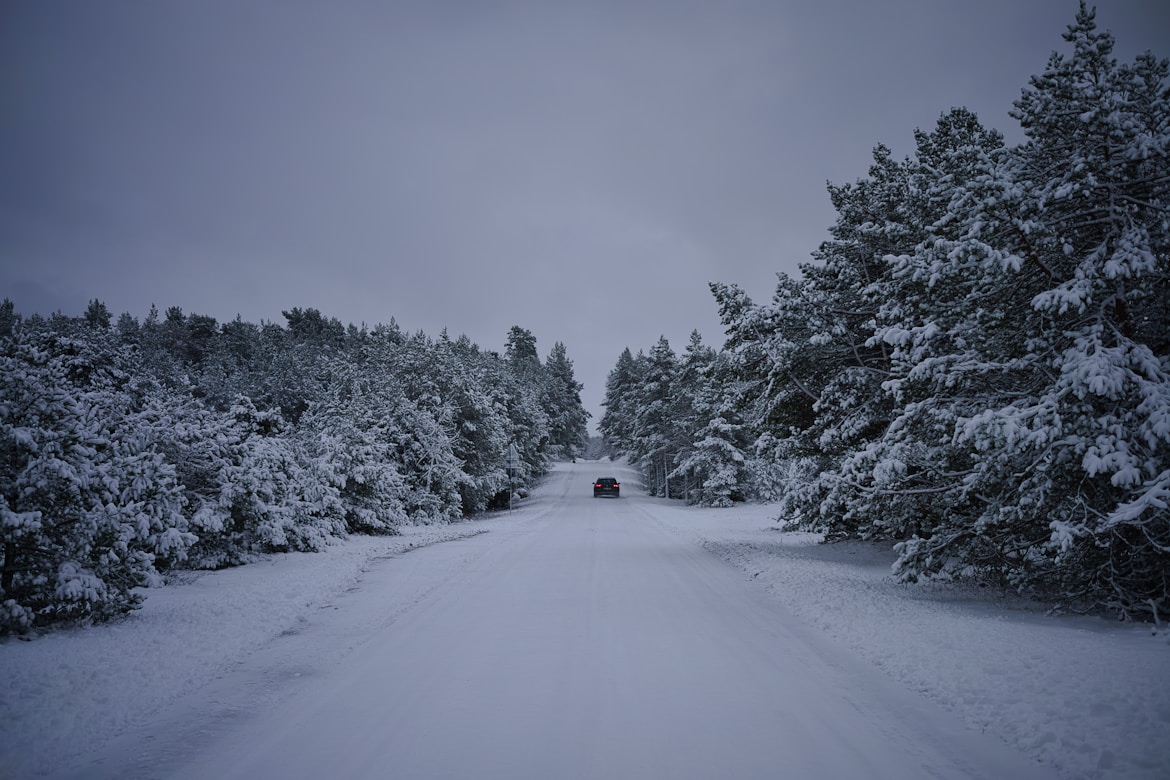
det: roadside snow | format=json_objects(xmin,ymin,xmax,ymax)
[
  {"xmin": 0, "ymin": 523, "xmax": 490, "ymax": 778},
  {"xmin": 644, "ymin": 499, "xmax": 1170, "ymax": 780}
]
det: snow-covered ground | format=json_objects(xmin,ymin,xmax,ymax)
[
  {"xmin": 1, "ymin": 460, "xmax": 1166, "ymax": 779},
  {"xmin": 647, "ymin": 504, "xmax": 1170, "ymax": 780},
  {"xmin": 0, "ymin": 522, "xmax": 493, "ymax": 778}
]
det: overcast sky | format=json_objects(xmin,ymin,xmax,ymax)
[{"xmin": 2, "ymin": 1, "xmax": 1167, "ymax": 429}]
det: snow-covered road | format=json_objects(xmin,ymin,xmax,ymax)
[{"xmin": 48, "ymin": 461, "xmax": 1056, "ymax": 779}]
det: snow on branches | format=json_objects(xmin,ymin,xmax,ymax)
[
  {"xmin": 0, "ymin": 307, "xmax": 587, "ymax": 632},
  {"xmin": 613, "ymin": 6, "xmax": 1168, "ymax": 619}
]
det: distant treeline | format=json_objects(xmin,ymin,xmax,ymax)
[
  {"xmin": 601, "ymin": 8, "xmax": 1169, "ymax": 620},
  {"xmin": 0, "ymin": 302, "xmax": 588, "ymax": 633}
]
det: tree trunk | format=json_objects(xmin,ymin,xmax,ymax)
[{"xmin": 2, "ymin": 542, "xmax": 16, "ymax": 594}]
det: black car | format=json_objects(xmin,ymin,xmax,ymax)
[{"xmin": 593, "ymin": 477, "xmax": 620, "ymax": 498}]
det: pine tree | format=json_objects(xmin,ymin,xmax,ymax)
[
  {"xmin": 599, "ymin": 348, "xmax": 643, "ymax": 457},
  {"xmin": 1, "ymin": 321, "xmax": 193, "ymax": 632},
  {"xmin": 0, "ymin": 299, "xmax": 18, "ymax": 338},
  {"xmin": 431, "ymin": 334, "xmax": 511, "ymax": 515},
  {"xmin": 299, "ymin": 358, "xmax": 409, "ymax": 535},
  {"xmin": 83, "ymin": 299, "xmax": 112, "ymax": 330},
  {"xmin": 503, "ymin": 326, "xmax": 552, "ymax": 477},
  {"xmin": 673, "ymin": 340, "xmax": 749, "ymax": 506},
  {"xmin": 543, "ymin": 342, "xmax": 590, "ymax": 461},
  {"xmin": 885, "ymin": 5, "xmax": 1169, "ymax": 617},
  {"xmin": 631, "ymin": 337, "xmax": 682, "ymax": 496}
]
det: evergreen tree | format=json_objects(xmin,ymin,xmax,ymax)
[
  {"xmin": 299, "ymin": 359, "xmax": 410, "ymax": 535},
  {"xmin": 542, "ymin": 341, "xmax": 590, "ymax": 460},
  {"xmin": 1, "ymin": 321, "xmax": 193, "ymax": 632},
  {"xmin": 83, "ymin": 299, "xmax": 112, "ymax": 330},
  {"xmin": 505, "ymin": 325, "xmax": 541, "ymax": 377},
  {"xmin": 630, "ymin": 337, "xmax": 681, "ymax": 496},
  {"xmin": 431, "ymin": 334, "xmax": 511, "ymax": 515},
  {"xmin": 888, "ymin": 6, "xmax": 1170, "ymax": 618},
  {"xmin": 599, "ymin": 348, "xmax": 643, "ymax": 457},
  {"xmin": 670, "ymin": 333, "xmax": 750, "ymax": 506},
  {"xmin": 0, "ymin": 299, "xmax": 18, "ymax": 338},
  {"xmin": 503, "ymin": 326, "xmax": 552, "ymax": 476}
]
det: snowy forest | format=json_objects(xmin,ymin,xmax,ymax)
[
  {"xmin": 0, "ymin": 301, "xmax": 589, "ymax": 633},
  {"xmin": 600, "ymin": 8, "xmax": 1169, "ymax": 621}
]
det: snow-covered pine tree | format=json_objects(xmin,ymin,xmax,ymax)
[
  {"xmin": 723, "ymin": 254, "xmax": 889, "ymax": 517},
  {"xmin": 630, "ymin": 337, "xmax": 684, "ymax": 496},
  {"xmin": 672, "ymin": 340, "xmax": 750, "ymax": 506},
  {"xmin": 0, "ymin": 299, "xmax": 20, "ymax": 338},
  {"xmin": 298, "ymin": 357, "xmax": 410, "ymax": 535},
  {"xmin": 1, "ymin": 320, "xmax": 193, "ymax": 632},
  {"xmin": 427, "ymin": 333, "xmax": 516, "ymax": 514},
  {"xmin": 542, "ymin": 341, "xmax": 590, "ymax": 462},
  {"xmin": 599, "ymin": 347, "xmax": 644, "ymax": 457},
  {"xmin": 888, "ymin": 6, "xmax": 1169, "ymax": 618},
  {"xmin": 667, "ymin": 331, "xmax": 715, "ymax": 502},
  {"xmin": 193, "ymin": 315, "xmax": 264, "ymax": 412},
  {"xmin": 503, "ymin": 326, "xmax": 553, "ymax": 479},
  {"xmin": 368, "ymin": 329, "xmax": 466, "ymax": 522},
  {"xmin": 208, "ymin": 396, "xmax": 345, "ymax": 556},
  {"xmin": 793, "ymin": 110, "xmax": 1007, "ymax": 544}
]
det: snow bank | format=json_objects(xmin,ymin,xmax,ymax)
[
  {"xmin": 647, "ymin": 500, "xmax": 1170, "ymax": 780},
  {"xmin": 0, "ymin": 523, "xmax": 488, "ymax": 778}
]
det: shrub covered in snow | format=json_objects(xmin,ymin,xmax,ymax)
[
  {"xmin": 0, "ymin": 321, "xmax": 194, "ymax": 633},
  {"xmin": 0, "ymin": 303, "xmax": 588, "ymax": 631}
]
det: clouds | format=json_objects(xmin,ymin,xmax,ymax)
[{"xmin": 2, "ymin": 1, "xmax": 1168, "ymax": 427}]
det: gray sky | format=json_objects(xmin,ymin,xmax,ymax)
[{"xmin": 2, "ymin": 1, "xmax": 1167, "ymax": 429}]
